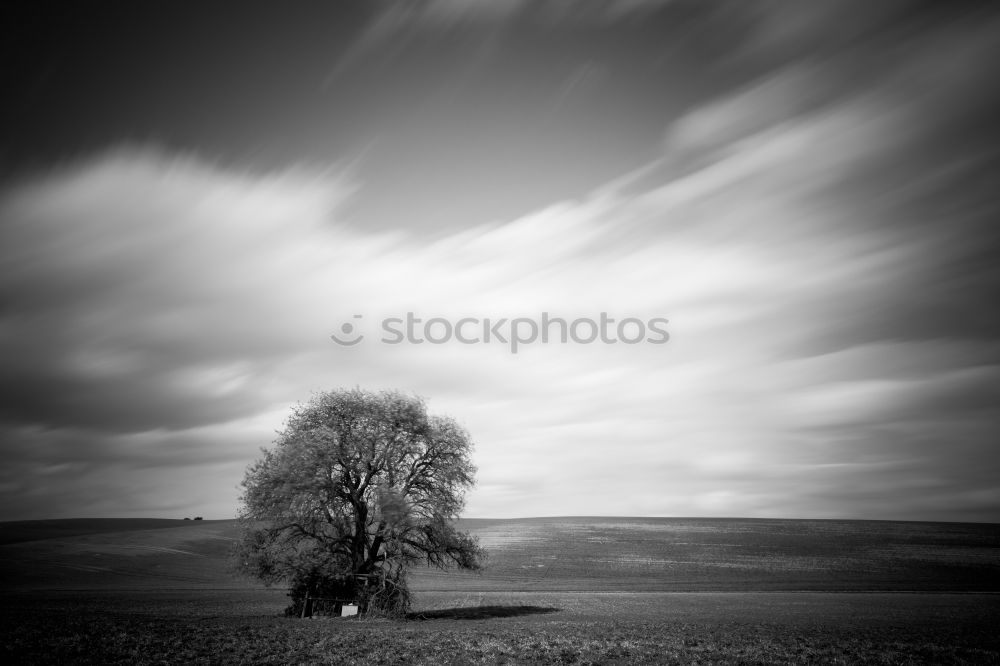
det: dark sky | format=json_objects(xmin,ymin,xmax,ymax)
[
  {"xmin": 1, "ymin": 0, "xmax": 998, "ymax": 521},
  {"xmin": 4, "ymin": 1, "xmax": 970, "ymax": 230}
]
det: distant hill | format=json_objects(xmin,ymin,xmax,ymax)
[
  {"xmin": 0, "ymin": 519, "xmax": 240, "ymax": 590},
  {"xmin": 1, "ymin": 517, "xmax": 998, "ymax": 593},
  {"xmin": 0, "ymin": 518, "xmax": 221, "ymax": 546}
]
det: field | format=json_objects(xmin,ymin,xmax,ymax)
[{"xmin": 2, "ymin": 517, "xmax": 999, "ymax": 664}]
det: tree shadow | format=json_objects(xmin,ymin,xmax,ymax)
[{"xmin": 406, "ymin": 605, "xmax": 560, "ymax": 621}]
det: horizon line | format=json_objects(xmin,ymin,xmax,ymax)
[{"xmin": 2, "ymin": 515, "xmax": 998, "ymax": 526}]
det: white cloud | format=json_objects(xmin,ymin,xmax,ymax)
[{"xmin": 2, "ymin": 38, "xmax": 998, "ymax": 523}]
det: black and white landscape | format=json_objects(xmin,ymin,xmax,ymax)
[{"xmin": 1, "ymin": 2, "xmax": 999, "ymax": 663}]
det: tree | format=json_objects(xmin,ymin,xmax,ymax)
[{"xmin": 233, "ymin": 388, "xmax": 485, "ymax": 616}]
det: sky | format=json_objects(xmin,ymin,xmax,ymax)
[{"xmin": 1, "ymin": 0, "xmax": 998, "ymax": 522}]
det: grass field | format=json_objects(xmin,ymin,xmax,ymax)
[
  {"xmin": 1, "ymin": 517, "xmax": 999, "ymax": 664},
  {"xmin": 417, "ymin": 517, "xmax": 1000, "ymax": 592}
]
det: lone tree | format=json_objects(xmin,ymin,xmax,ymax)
[{"xmin": 233, "ymin": 388, "xmax": 485, "ymax": 616}]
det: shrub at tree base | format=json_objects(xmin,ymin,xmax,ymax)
[
  {"xmin": 284, "ymin": 569, "xmax": 410, "ymax": 618},
  {"xmin": 232, "ymin": 388, "xmax": 485, "ymax": 617}
]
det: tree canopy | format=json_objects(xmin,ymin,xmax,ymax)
[{"xmin": 233, "ymin": 388, "xmax": 485, "ymax": 615}]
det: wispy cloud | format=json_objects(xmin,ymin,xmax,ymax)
[{"xmin": 1, "ymin": 4, "xmax": 998, "ymax": 522}]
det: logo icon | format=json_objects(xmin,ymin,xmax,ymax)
[{"xmin": 330, "ymin": 315, "xmax": 364, "ymax": 346}]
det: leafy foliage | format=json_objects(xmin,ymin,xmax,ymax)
[{"xmin": 233, "ymin": 388, "xmax": 485, "ymax": 616}]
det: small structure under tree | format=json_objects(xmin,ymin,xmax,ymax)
[{"xmin": 233, "ymin": 388, "xmax": 485, "ymax": 616}]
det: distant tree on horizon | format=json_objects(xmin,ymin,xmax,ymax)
[{"xmin": 232, "ymin": 388, "xmax": 485, "ymax": 616}]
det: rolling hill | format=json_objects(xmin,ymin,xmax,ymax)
[
  {"xmin": 0, "ymin": 518, "xmax": 201, "ymax": 546},
  {"xmin": 1, "ymin": 517, "xmax": 998, "ymax": 592}
]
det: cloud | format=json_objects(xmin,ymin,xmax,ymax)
[
  {"xmin": 0, "ymin": 150, "xmax": 359, "ymax": 432},
  {"xmin": 2, "ymin": 9, "xmax": 999, "ymax": 521},
  {"xmin": 323, "ymin": 0, "xmax": 684, "ymax": 90}
]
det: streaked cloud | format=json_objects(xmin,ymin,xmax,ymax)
[{"xmin": 1, "ymin": 3, "xmax": 997, "ymax": 522}]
